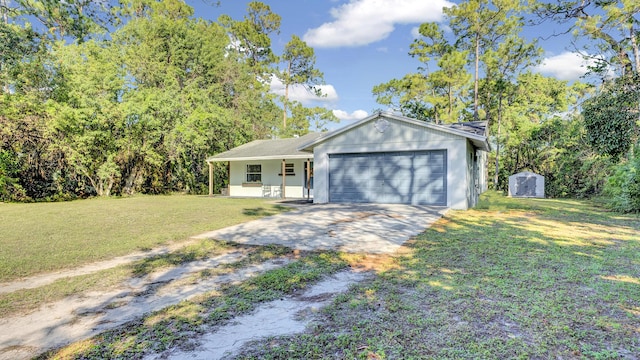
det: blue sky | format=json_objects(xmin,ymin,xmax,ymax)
[{"xmin": 186, "ymin": 0, "xmax": 593, "ymax": 128}]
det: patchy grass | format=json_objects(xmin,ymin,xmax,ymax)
[
  {"xmin": 235, "ymin": 192, "xmax": 640, "ymax": 359},
  {"xmin": 0, "ymin": 196, "xmax": 289, "ymax": 282},
  {"xmin": 0, "ymin": 241, "xmax": 292, "ymax": 318},
  {"xmin": 23, "ymin": 192, "xmax": 640, "ymax": 359},
  {"xmin": 38, "ymin": 252, "xmax": 351, "ymax": 360}
]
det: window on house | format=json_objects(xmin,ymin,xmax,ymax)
[
  {"xmin": 278, "ymin": 163, "xmax": 295, "ymax": 176},
  {"xmin": 246, "ymin": 164, "xmax": 262, "ymax": 183}
]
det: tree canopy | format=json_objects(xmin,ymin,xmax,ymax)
[
  {"xmin": 0, "ymin": 0, "xmax": 327, "ymax": 200},
  {"xmin": 1, "ymin": 0, "xmax": 638, "ymax": 211}
]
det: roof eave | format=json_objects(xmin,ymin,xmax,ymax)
[
  {"xmin": 206, "ymin": 154, "xmax": 313, "ymax": 162},
  {"xmin": 471, "ymin": 139, "xmax": 491, "ymax": 152}
]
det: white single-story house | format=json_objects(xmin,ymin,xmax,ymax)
[{"xmin": 207, "ymin": 112, "xmax": 490, "ymax": 210}]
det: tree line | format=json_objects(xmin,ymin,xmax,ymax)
[
  {"xmin": 1, "ymin": 0, "xmax": 638, "ymax": 211},
  {"xmin": 0, "ymin": 0, "xmax": 332, "ymax": 200},
  {"xmin": 374, "ymin": 0, "xmax": 639, "ymax": 211}
]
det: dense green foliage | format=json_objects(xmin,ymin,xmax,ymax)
[
  {"xmin": 373, "ymin": 0, "xmax": 639, "ymax": 210},
  {"xmin": 2, "ymin": 0, "xmax": 638, "ymax": 210},
  {"xmin": 0, "ymin": 0, "xmax": 326, "ymax": 201},
  {"xmin": 495, "ymin": 114, "xmax": 613, "ymax": 198},
  {"xmin": 583, "ymin": 76, "xmax": 639, "ymax": 160},
  {"xmin": 603, "ymin": 148, "xmax": 640, "ymax": 212}
]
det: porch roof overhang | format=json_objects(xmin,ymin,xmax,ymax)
[{"xmin": 206, "ymin": 132, "xmax": 321, "ymax": 163}]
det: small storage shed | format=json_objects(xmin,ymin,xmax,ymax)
[{"xmin": 508, "ymin": 171, "xmax": 544, "ymax": 198}]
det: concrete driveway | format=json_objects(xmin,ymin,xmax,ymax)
[{"xmin": 193, "ymin": 203, "xmax": 448, "ymax": 254}]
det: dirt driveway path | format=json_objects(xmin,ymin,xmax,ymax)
[
  {"xmin": 0, "ymin": 203, "xmax": 445, "ymax": 360},
  {"xmin": 0, "ymin": 250, "xmax": 293, "ymax": 360},
  {"xmin": 194, "ymin": 203, "xmax": 448, "ymax": 253}
]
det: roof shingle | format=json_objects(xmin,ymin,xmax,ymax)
[{"xmin": 206, "ymin": 132, "xmax": 321, "ymax": 162}]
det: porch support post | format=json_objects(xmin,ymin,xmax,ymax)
[
  {"xmin": 306, "ymin": 158, "xmax": 311, "ymax": 201},
  {"xmin": 208, "ymin": 162, "xmax": 214, "ymax": 197},
  {"xmin": 226, "ymin": 162, "xmax": 230, "ymax": 196},
  {"xmin": 281, "ymin": 159, "xmax": 286, "ymax": 199}
]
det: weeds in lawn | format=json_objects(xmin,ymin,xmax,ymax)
[
  {"xmin": 242, "ymin": 205, "xmax": 291, "ymax": 216},
  {"xmin": 0, "ymin": 196, "xmax": 289, "ymax": 282},
  {"xmin": 24, "ymin": 193, "xmax": 640, "ymax": 359},
  {"xmin": 0, "ymin": 242, "xmax": 292, "ymax": 317},
  {"xmin": 37, "ymin": 252, "xmax": 350, "ymax": 359},
  {"xmin": 236, "ymin": 193, "xmax": 640, "ymax": 359}
]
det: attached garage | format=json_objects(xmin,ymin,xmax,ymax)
[
  {"xmin": 298, "ymin": 112, "xmax": 490, "ymax": 210},
  {"xmin": 328, "ymin": 151, "xmax": 447, "ymax": 205}
]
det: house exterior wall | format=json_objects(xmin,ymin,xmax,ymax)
[
  {"xmin": 228, "ymin": 159, "xmax": 312, "ymax": 199},
  {"xmin": 477, "ymin": 150, "xmax": 488, "ymax": 192},
  {"xmin": 465, "ymin": 140, "xmax": 475, "ymax": 208},
  {"xmin": 312, "ymin": 116, "xmax": 474, "ymax": 210},
  {"xmin": 464, "ymin": 141, "xmax": 489, "ymax": 208}
]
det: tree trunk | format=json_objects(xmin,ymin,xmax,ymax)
[
  {"xmin": 1, "ymin": 0, "xmax": 8, "ymax": 24},
  {"xmin": 494, "ymin": 95, "xmax": 503, "ymax": 190},
  {"xmin": 474, "ymin": 32, "xmax": 480, "ymax": 121},
  {"xmin": 1, "ymin": 0, "xmax": 9, "ymax": 94},
  {"xmin": 282, "ymin": 85, "xmax": 288, "ymax": 130},
  {"xmin": 448, "ymin": 84, "xmax": 453, "ymax": 121},
  {"xmin": 123, "ymin": 162, "xmax": 141, "ymax": 195},
  {"xmin": 105, "ymin": 176, "xmax": 114, "ymax": 197},
  {"xmin": 282, "ymin": 61, "xmax": 291, "ymax": 131},
  {"xmin": 630, "ymin": 25, "xmax": 640, "ymax": 74}
]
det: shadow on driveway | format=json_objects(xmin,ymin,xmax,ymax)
[{"xmin": 194, "ymin": 203, "xmax": 448, "ymax": 254}]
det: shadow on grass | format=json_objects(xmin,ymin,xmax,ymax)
[
  {"xmin": 129, "ymin": 240, "xmax": 250, "ymax": 277},
  {"xmin": 234, "ymin": 193, "xmax": 640, "ymax": 359},
  {"xmin": 243, "ymin": 205, "xmax": 290, "ymax": 217},
  {"xmin": 34, "ymin": 251, "xmax": 349, "ymax": 360}
]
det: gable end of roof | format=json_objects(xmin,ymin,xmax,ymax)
[{"xmin": 298, "ymin": 112, "xmax": 491, "ymax": 152}]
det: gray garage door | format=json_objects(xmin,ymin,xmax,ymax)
[{"xmin": 329, "ymin": 150, "xmax": 447, "ymax": 205}]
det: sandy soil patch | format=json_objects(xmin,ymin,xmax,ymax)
[
  {"xmin": 146, "ymin": 270, "xmax": 369, "ymax": 360},
  {"xmin": 0, "ymin": 253, "xmax": 291, "ymax": 360}
]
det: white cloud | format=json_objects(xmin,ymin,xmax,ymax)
[
  {"xmin": 269, "ymin": 77, "xmax": 339, "ymax": 104},
  {"xmin": 303, "ymin": 0, "xmax": 454, "ymax": 48},
  {"xmin": 534, "ymin": 52, "xmax": 595, "ymax": 81},
  {"xmin": 410, "ymin": 26, "xmax": 421, "ymax": 39},
  {"xmin": 333, "ymin": 109, "xmax": 369, "ymax": 121}
]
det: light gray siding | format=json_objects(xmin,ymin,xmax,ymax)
[{"xmin": 313, "ymin": 116, "xmax": 473, "ymax": 209}]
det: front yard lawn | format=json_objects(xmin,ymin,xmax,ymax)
[
  {"xmin": 0, "ymin": 196, "xmax": 288, "ymax": 282},
  {"xmin": 236, "ymin": 192, "xmax": 640, "ymax": 359},
  {"xmin": 25, "ymin": 193, "xmax": 640, "ymax": 359}
]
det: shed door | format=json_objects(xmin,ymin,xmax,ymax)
[
  {"xmin": 328, "ymin": 150, "xmax": 446, "ymax": 205},
  {"xmin": 516, "ymin": 176, "xmax": 536, "ymax": 197}
]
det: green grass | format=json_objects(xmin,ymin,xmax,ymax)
[
  {"xmin": 0, "ymin": 196, "xmax": 289, "ymax": 282},
  {"xmin": 233, "ymin": 192, "xmax": 640, "ymax": 359},
  {"xmin": 19, "ymin": 192, "xmax": 640, "ymax": 359},
  {"xmin": 38, "ymin": 252, "xmax": 351, "ymax": 360},
  {"xmin": 0, "ymin": 239, "xmax": 245, "ymax": 317}
]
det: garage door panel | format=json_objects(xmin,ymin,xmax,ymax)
[
  {"xmin": 329, "ymin": 150, "xmax": 447, "ymax": 205},
  {"xmin": 413, "ymin": 192, "xmax": 445, "ymax": 204}
]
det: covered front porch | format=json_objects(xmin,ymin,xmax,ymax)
[{"xmin": 206, "ymin": 133, "xmax": 321, "ymax": 200}]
